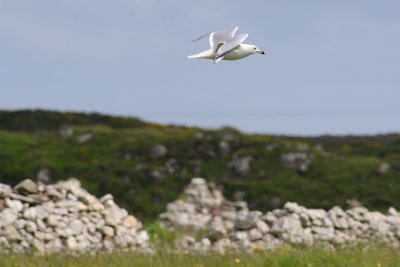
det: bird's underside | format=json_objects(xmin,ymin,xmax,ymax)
[
  {"xmin": 188, "ymin": 44, "xmax": 251, "ymax": 62},
  {"xmin": 188, "ymin": 26, "xmax": 265, "ymax": 63}
]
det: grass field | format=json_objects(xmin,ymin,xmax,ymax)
[{"xmin": 1, "ymin": 247, "xmax": 400, "ymax": 267}]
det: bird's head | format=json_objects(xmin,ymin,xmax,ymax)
[{"xmin": 250, "ymin": 45, "xmax": 266, "ymax": 55}]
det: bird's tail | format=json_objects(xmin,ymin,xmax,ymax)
[
  {"xmin": 187, "ymin": 54, "xmax": 201, "ymax": 59},
  {"xmin": 187, "ymin": 50, "xmax": 212, "ymax": 59}
]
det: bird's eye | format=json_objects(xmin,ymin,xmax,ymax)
[{"xmin": 254, "ymin": 47, "xmax": 256, "ymax": 50}]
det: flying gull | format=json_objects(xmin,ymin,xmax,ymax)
[{"xmin": 188, "ymin": 26, "xmax": 265, "ymax": 63}]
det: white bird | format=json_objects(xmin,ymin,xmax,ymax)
[{"xmin": 188, "ymin": 26, "xmax": 265, "ymax": 63}]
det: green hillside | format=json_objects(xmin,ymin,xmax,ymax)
[{"xmin": 1, "ymin": 109, "xmax": 399, "ymax": 221}]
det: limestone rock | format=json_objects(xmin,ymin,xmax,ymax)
[
  {"xmin": 14, "ymin": 179, "xmax": 37, "ymax": 195},
  {"xmin": 255, "ymin": 220, "xmax": 270, "ymax": 234},
  {"xmin": 208, "ymin": 218, "xmax": 227, "ymax": 241},
  {"xmin": 69, "ymin": 219, "xmax": 84, "ymax": 235},
  {"xmin": 149, "ymin": 170, "xmax": 166, "ymax": 182},
  {"xmin": 47, "ymin": 214, "xmax": 61, "ymax": 227},
  {"xmin": 123, "ymin": 215, "xmax": 139, "ymax": 228},
  {"xmin": 60, "ymin": 127, "xmax": 74, "ymax": 139},
  {"xmin": 0, "ymin": 208, "xmax": 18, "ymax": 225},
  {"xmin": 3, "ymin": 225, "xmax": 21, "ymax": 241},
  {"xmin": 280, "ymin": 153, "xmax": 311, "ymax": 172},
  {"xmin": 37, "ymin": 168, "xmax": 51, "ymax": 184},
  {"xmin": 66, "ymin": 236, "xmax": 78, "ymax": 250},
  {"xmin": 149, "ymin": 144, "xmax": 168, "ymax": 159},
  {"xmin": 5, "ymin": 198, "xmax": 23, "ymax": 212},
  {"xmin": 218, "ymin": 141, "xmax": 230, "ymax": 156},
  {"xmin": 227, "ymin": 156, "xmax": 252, "ymax": 176},
  {"xmin": 284, "ymin": 202, "xmax": 303, "ymax": 214},
  {"xmin": 248, "ymin": 228, "xmax": 263, "ymax": 241},
  {"xmin": 102, "ymin": 226, "xmax": 115, "ymax": 237},
  {"xmin": 136, "ymin": 230, "xmax": 149, "ymax": 245},
  {"xmin": 388, "ymin": 207, "xmax": 398, "ymax": 216},
  {"xmin": 25, "ymin": 221, "xmax": 38, "ymax": 233},
  {"xmin": 271, "ymin": 215, "xmax": 302, "ymax": 234},
  {"xmin": 32, "ymin": 238, "xmax": 45, "ymax": 254},
  {"xmin": 76, "ymin": 133, "xmax": 93, "ymax": 144},
  {"xmin": 377, "ymin": 162, "xmax": 390, "ymax": 174},
  {"xmin": 0, "ymin": 184, "xmax": 12, "ymax": 197},
  {"xmin": 235, "ymin": 211, "xmax": 262, "ymax": 230}
]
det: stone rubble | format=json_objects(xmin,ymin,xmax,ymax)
[
  {"xmin": 0, "ymin": 178, "xmax": 151, "ymax": 254},
  {"xmin": 159, "ymin": 178, "xmax": 400, "ymax": 253}
]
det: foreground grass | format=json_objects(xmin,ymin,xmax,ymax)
[{"xmin": 1, "ymin": 247, "xmax": 400, "ymax": 267}]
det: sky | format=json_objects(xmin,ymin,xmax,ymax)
[{"xmin": 1, "ymin": 1, "xmax": 400, "ymax": 135}]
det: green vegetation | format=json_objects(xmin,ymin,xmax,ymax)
[
  {"xmin": 1, "ymin": 109, "xmax": 400, "ymax": 221},
  {"xmin": 1, "ymin": 246, "xmax": 400, "ymax": 267},
  {"xmin": 146, "ymin": 222, "xmax": 178, "ymax": 245}
]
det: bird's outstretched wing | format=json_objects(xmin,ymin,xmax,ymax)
[
  {"xmin": 209, "ymin": 26, "xmax": 238, "ymax": 51},
  {"xmin": 213, "ymin": 33, "xmax": 248, "ymax": 63}
]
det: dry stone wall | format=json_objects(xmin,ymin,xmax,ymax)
[
  {"xmin": 160, "ymin": 178, "xmax": 400, "ymax": 253},
  {"xmin": 3, "ymin": 176, "xmax": 400, "ymax": 255},
  {"xmin": 0, "ymin": 178, "xmax": 150, "ymax": 254}
]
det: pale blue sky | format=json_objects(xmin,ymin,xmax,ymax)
[{"xmin": 1, "ymin": 1, "xmax": 399, "ymax": 135}]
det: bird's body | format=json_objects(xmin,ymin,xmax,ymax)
[
  {"xmin": 188, "ymin": 26, "xmax": 265, "ymax": 63},
  {"xmin": 188, "ymin": 44, "xmax": 258, "ymax": 60}
]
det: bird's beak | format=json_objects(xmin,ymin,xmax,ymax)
[{"xmin": 259, "ymin": 50, "xmax": 266, "ymax": 55}]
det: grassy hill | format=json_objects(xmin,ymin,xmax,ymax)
[{"xmin": 0, "ymin": 109, "xmax": 399, "ymax": 221}]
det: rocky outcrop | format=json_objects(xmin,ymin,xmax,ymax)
[
  {"xmin": 149, "ymin": 144, "xmax": 168, "ymax": 159},
  {"xmin": 76, "ymin": 133, "xmax": 93, "ymax": 144},
  {"xmin": 227, "ymin": 156, "xmax": 252, "ymax": 176},
  {"xmin": 280, "ymin": 153, "xmax": 311, "ymax": 172},
  {"xmin": 0, "ymin": 179, "xmax": 150, "ymax": 254},
  {"xmin": 377, "ymin": 162, "xmax": 390, "ymax": 174},
  {"xmin": 160, "ymin": 178, "xmax": 400, "ymax": 253}
]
